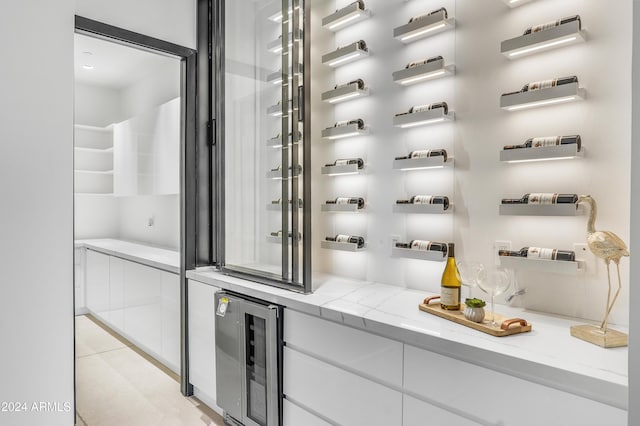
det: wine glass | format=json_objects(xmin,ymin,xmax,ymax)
[
  {"xmin": 476, "ymin": 268, "xmax": 512, "ymax": 327},
  {"xmin": 457, "ymin": 261, "xmax": 486, "ymax": 299}
]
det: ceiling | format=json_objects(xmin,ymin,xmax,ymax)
[{"xmin": 74, "ymin": 33, "xmax": 178, "ymax": 90}]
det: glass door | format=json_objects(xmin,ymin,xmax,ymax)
[{"xmin": 219, "ymin": 0, "xmax": 308, "ymax": 291}]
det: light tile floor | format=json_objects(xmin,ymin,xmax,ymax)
[{"xmin": 75, "ymin": 315, "xmax": 225, "ymax": 426}]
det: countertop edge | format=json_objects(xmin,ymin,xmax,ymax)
[{"xmin": 76, "ymin": 240, "xmax": 180, "ymax": 274}]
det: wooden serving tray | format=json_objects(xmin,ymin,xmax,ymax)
[{"xmin": 419, "ymin": 296, "xmax": 532, "ymax": 337}]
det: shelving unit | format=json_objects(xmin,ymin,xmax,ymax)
[
  {"xmin": 499, "ymin": 255, "xmax": 583, "ymax": 275},
  {"xmin": 321, "ymin": 83, "xmax": 370, "ymax": 104},
  {"xmin": 501, "ymin": 20, "xmax": 586, "ymax": 59},
  {"xmin": 393, "ymin": 108, "xmax": 454, "ymax": 128},
  {"xmin": 320, "ymin": 240, "xmax": 365, "ymax": 252},
  {"xmin": 321, "ymin": 163, "xmax": 361, "ymax": 176},
  {"xmin": 499, "ymin": 203, "xmax": 582, "ymax": 216},
  {"xmin": 321, "ymin": 122, "xmax": 368, "ymax": 140},
  {"xmin": 392, "ymin": 203, "xmax": 451, "ymax": 214},
  {"xmin": 267, "ymin": 133, "xmax": 299, "ymax": 149},
  {"xmin": 500, "ymin": 82, "xmax": 585, "ymax": 111},
  {"xmin": 74, "ymin": 123, "xmax": 114, "ymax": 195},
  {"xmin": 267, "ymin": 29, "xmax": 302, "ymax": 54},
  {"xmin": 500, "ymin": 144, "xmax": 583, "ymax": 163},
  {"xmin": 266, "ymin": 63, "xmax": 304, "ymax": 85},
  {"xmin": 393, "ymin": 156, "xmax": 452, "ymax": 171},
  {"xmin": 322, "ymin": 2, "xmax": 370, "ymax": 31},
  {"xmin": 266, "ymin": 203, "xmax": 301, "ymax": 211},
  {"xmin": 391, "ymin": 246, "xmax": 447, "ymax": 261},
  {"xmin": 392, "ymin": 59, "xmax": 455, "ymax": 86},
  {"xmin": 321, "ymin": 203, "xmax": 363, "ymax": 213},
  {"xmin": 322, "ymin": 42, "xmax": 369, "ymax": 67},
  {"xmin": 267, "ymin": 100, "xmax": 294, "ymax": 117},
  {"xmin": 393, "ymin": 12, "xmax": 454, "ymax": 43}
]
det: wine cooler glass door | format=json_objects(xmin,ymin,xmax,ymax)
[{"xmin": 222, "ymin": 0, "xmax": 307, "ymax": 290}]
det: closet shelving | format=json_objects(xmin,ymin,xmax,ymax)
[{"xmin": 74, "ymin": 123, "xmax": 114, "ymax": 195}]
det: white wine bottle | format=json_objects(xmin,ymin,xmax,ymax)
[{"xmin": 440, "ymin": 243, "xmax": 461, "ymax": 310}]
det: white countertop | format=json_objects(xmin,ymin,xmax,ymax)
[
  {"xmin": 187, "ymin": 268, "xmax": 628, "ymax": 410},
  {"xmin": 75, "ymin": 239, "xmax": 180, "ymax": 274}
]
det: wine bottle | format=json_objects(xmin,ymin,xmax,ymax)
[
  {"xmin": 396, "ymin": 195, "xmax": 450, "ymax": 210},
  {"xmin": 326, "ymin": 197, "xmax": 365, "ymax": 209},
  {"xmin": 394, "ymin": 149, "xmax": 448, "ymax": 162},
  {"xmin": 503, "ymin": 135, "xmax": 581, "ymax": 151},
  {"xmin": 325, "ymin": 158, "xmax": 364, "ymax": 169},
  {"xmin": 334, "ymin": 78, "xmax": 365, "ymax": 90},
  {"xmin": 498, "ymin": 249, "xmax": 521, "ymax": 257},
  {"xmin": 409, "ymin": 7, "xmax": 448, "ymax": 23},
  {"xmin": 334, "ymin": 119, "xmax": 365, "ymax": 129},
  {"xmin": 271, "ymin": 198, "xmax": 303, "ymax": 206},
  {"xmin": 517, "ymin": 247, "xmax": 576, "ymax": 261},
  {"xmin": 440, "ymin": 243, "xmax": 461, "ymax": 310},
  {"xmin": 523, "ymin": 15, "xmax": 581, "ymax": 35},
  {"xmin": 501, "ymin": 193, "xmax": 578, "ymax": 205},
  {"xmin": 270, "ymin": 230, "xmax": 302, "ymax": 239},
  {"xmin": 326, "ymin": 234, "xmax": 365, "ymax": 248},
  {"xmin": 410, "ymin": 240, "xmax": 448, "ymax": 254},
  {"xmin": 502, "ymin": 76, "xmax": 578, "ymax": 96},
  {"xmin": 406, "ymin": 55, "xmax": 443, "ymax": 69}
]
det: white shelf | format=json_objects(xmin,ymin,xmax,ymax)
[
  {"xmin": 74, "ymin": 169, "xmax": 114, "ymax": 175},
  {"xmin": 501, "ymin": 20, "xmax": 586, "ymax": 59},
  {"xmin": 74, "ymin": 123, "xmax": 113, "ymax": 133},
  {"xmin": 500, "ymin": 144, "xmax": 583, "ymax": 163},
  {"xmin": 393, "ymin": 12, "xmax": 454, "ymax": 43},
  {"xmin": 266, "ymin": 203, "xmax": 302, "ymax": 211},
  {"xmin": 502, "ymin": 0, "xmax": 536, "ymax": 8},
  {"xmin": 267, "ymin": 29, "xmax": 302, "ymax": 54},
  {"xmin": 322, "ymin": 2, "xmax": 370, "ymax": 31},
  {"xmin": 321, "ymin": 240, "xmax": 365, "ymax": 252},
  {"xmin": 321, "ymin": 84, "xmax": 370, "ymax": 104},
  {"xmin": 321, "ymin": 203, "xmax": 362, "ymax": 213},
  {"xmin": 267, "ymin": 133, "xmax": 300, "ymax": 149},
  {"xmin": 75, "ymin": 192, "xmax": 114, "ymax": 197},
  {"xmin": 266, "ymin": 101, "xmax": 294, "ymax": 117},
  {"xmin": 393, "ymin": 108, "xmax": 454, "ymax": 128},
  {"xmin": 266, "ymin": 167, "xmax": 301, "ymax": 180},
  {"xmin": 391, "ymin": 246, "xmax": 447, "ymax": 261},
  {"xmin": 500, "ymin": 82, "xmax": 585, "ymax": 111},
  {"xmin": 321, "ymin": 123, "xmax": 368, "ymax": 140},
  {"xmin": 322, "ymin": 43, "xmax": 369, "ymax": 67},
  {"xmin": 321, "ymin": 163, "xmax": 361, "ymax": 176},
  {"xmin": 392, "ymin": 203, "xmax": 451, "ymax": 214},
  {"xmin": 392, "ymin": 60, "xmax": 454, "ymax": 86},
  {"xmin": 499, "ymin": 255, "xmax": 583, "ymax": 275},
  {"xmin": 74, "ymin": 146, "xmax": 113, "ymax": 153},
  {"xmin": 393, "ymin": 156, "xmax": 452, "ymax": 171},
  {"xmin": 499, "ymin": 203, "xmax": 582, "ymax": 216},
  {"xmin": 266, "ymin": 63, "xmax": 304, "ymax": 85}
]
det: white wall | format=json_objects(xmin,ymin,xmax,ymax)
[
  {"xmin": 119, "ymin": 60, "xmax": 180, "ymax": 120},
  {"xmin": 118, "ymin": 195, "xmax": 180, "ymax": 250},
  {"xmin": 0, "ymin": 1, "xmax": 75, "ymax": 425},
  {"xmin": 75, "ymin": 82, "xmax": 123, "ymax": 126}
]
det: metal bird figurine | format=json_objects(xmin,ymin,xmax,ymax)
[{"xmin": 578, "ymin": 195, "xmax": 629, "ymax": 332}]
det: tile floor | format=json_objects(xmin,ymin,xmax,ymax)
[{"xmin": 75, "ymin": 315, "xmax": 225, "ymax": 426}]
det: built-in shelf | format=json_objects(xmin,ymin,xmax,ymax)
[
  {"xmin": 393, "ymin": 156, "xmax": 452, "ymax": 171},
  {"xmin": 266, "ymin": 167, "xmax": 301, "ymax": 180},
  {"xmin": 501, "ymin": 20, "xmax": 586, "ymax": 59},
  {"xmin": 267, "ymin": 29, "xmax": 302, "ymax": 53},
  {"xmin": 392, "ymin": 246, "xmax": 447, "ymax": 261},
  {"xmin": 267, "ymin": 7, "xmax": 299, "ymax": 23},
  {"xmin": 500, "ymin": 82, "xmax": 585, "ymax": 111},
  {"xmin": 321, "ymin": 240, "xmax": 365, "ymax": 252},
  {"xmin": 321, "ymin": 163, "xmax": 362, "ymax": 176},
  {"xmin": 267, "ymin": 133, "xmax": 300, "ymax": 149},
  {"xmin": 75, "ymin": 192, "xmax": 114, "ymax": 196},
  {"xmin": 74, "ymin": 146, "xmax": 113, "ymax": 154},
  {"xmin": 266, "ymin": 63, "xmax": 304, "ymax": 85},
  {"xmin": 393, "ymin": 108, "xmax": 454, "ymax": 128},
  {"xmin": 500, "ymin": 144, "xmax": 583, "ymax": 163},
  {"xmin": 74, "ymin": 169, "xmax": 114, "ymax": 175},
  {"xmin": 322, "ymin": 42, "xmax": 369, "ymax": 67},
  {"xmin": 74, "ymin": 123, "xmax": 113, "ymax": 132},
  {"xmin": 321, "ymin": 83, "xmax": 370, "ymax": 104},
  {"xmin": 502, "ymin": 0, "xmax": 536, "ymax": 8},
  {"xmin": 393, "ymin": 12, "xmax": 454, "ymax": 43},
  {"xmin": 322, "ymin": 2, "xmax": 370, "ymax": 31},
  {"xmin": 267, "ymin": 101, "xmax": 294, "ymax": 117},
  {"xmin": 392, "ymin": 203, "xmax": 451, "ymax": 214},
  {"xmin": 321, "ymin": 203, "xmax": 363, "ymax": 213},
  {"xmin": 499, "ymin": 203, "xmax": 582, "ymax": 216},
  {"xmin": 499, "ymin": 255, "xmax": 583, "ymax": 275},
  {"xmin": 321, "ymin": 123, "xmax": 368, "ymax": 140},
  {"xmin": 392, "ymin": 59, "xmax": 455, "ymax": 86}
]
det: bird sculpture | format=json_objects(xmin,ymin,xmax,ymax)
[{"xmin": 578, "ymin": 195, "xmax": 629, "ymax": 332}]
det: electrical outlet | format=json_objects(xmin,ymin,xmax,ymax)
[
  {"xmin": 573, "ymin": 243, "xmax": 595, "ymax": 274},
  {"xmin": 494, "ymin": 240, "xmax": 511, "ymax": 266}
]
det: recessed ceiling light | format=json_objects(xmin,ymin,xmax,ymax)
[{"xmin": 82, "ymin": 64, "xmax": 94, "ymax": 70}]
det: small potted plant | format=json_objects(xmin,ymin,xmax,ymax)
[{"xmin": 464, "ymin": 298, "xmax": 486, "ymax": 323}]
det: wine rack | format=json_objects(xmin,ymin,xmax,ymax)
[
  {"xmin": 393, "ymin": 107, "xmax": 454, "ymax": 128},
  {"xmin": 322, "ymin": 2, "xmax": 370, "ymax": 31},
  {"xmin": 267, "ymin": 29, "xmax": 303, "ymax": 54},
  {"xmin": 501, "ymin": 20, "xmax": 585, "ymax": 59},
  {"xmin": 392, "ymin": 10, "xmax": 454, "ymax": 43},
  {"xmin": 393, "ymin": 155, "xmax": 452, "ymax": 171},
  {"xmin": 392, "ymin": 58, "xmax": 455, "ymax": 86},
  {"xmin": 498, "ymin": 203, "xmax": 582, "ymax": 216},
  {"xmin": 322, "ymin": 42, "xmax": 369, "ymax": 67},
  {"xmin": 321, "ymin": 163, "xmax": 362, "ymax": 176},
  {"xmin": 500, "ymin": 143, "xmax": 583, "ymax": 163},
  {"xmin": 321, "ymin": 202, "xmax": 364, "ymax": 213},
  {"xmin": 500, "ymin": 81, "xmax": 585, "ymax": 111},
  {"xmin": 499, "ymin": 255, "xmax": 583, "ymax": 275},
  {"xmin": 321, "ymin": 82, "xmax": 370, "ymax": 104},
  {"xmin": 321, "ymin": 240, "xmax": 365, "ymax": 252},
  {"xmin": 393, "ymin": 203, "xmax": 451, "ymax": 214},
  {"xmin": 391, "ymin": 245, "xmax": 447, "ymax": 262},
  {"xmin": 321, "ymin": 122, "xmax": 369, "ymax": 140}
]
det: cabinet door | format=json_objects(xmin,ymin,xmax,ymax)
[
  {"xmin": 112, "ymin": 120, "xmax": 137, "ymax": 196},
  {"xmin": 85, "ymin": 250, "xmax": 110, "ymax": 321},
  {"xmin": 74, "ymin": 248, "xmax": 85, "ymax": 312},
  {"xmin": 109, "ymin": 256, "xmax": 125, "ymax": 332},
  {"xmin": 153, "ymin": 97, "xmax": 179, "ymax": 195},
  {"xmin": 283, "ymin": 399, "xmax": 331, "ymax": 426},
  {"xmin": 161, "ymin": 271, "xmax": 180, "ymax": 372},
  {"xmin": 188, "ymin": 280, "xmax": 219, "ymax": 403},
  {"xmin": 123, "ymin": 260, "xmax": 162, "ymax": 356}
]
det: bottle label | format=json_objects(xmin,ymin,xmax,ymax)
[
  {"xmin": 527, "ymin": 193, "xmax": 557, "ymax": 205},
  {"xmin": 527, "ymin": 247, "xmax": 556, "ymax": 260},
  {"xmin": 336, "ymin": 234, "xmax": 350, "ymax": 243},
  {"xmin": 412, "ymin": 104, "xmax": 432, "ymax": 113},
  {"xmin": 411, "ymin": 240, "xmax": 432, "ymax": 250},
  {"xmin": 413, "ymin": 195, "xmax": 434, "ymax": 205},
  {"xmin": 531, "ymin": 136, "xmax": 560, "ymax": 148},
  {"xmin": 335, "ymin": 159, "xmax": 349, "ymax": 166},
  {"xmin": 532, "ymin": 19, "xmax": 560, "ymax": 33},
  {"xmin": 336, "ymin": 197, "xmax": 349, "ymax": 204},
  {"xmin": 410, "ymin": 150, "xmax": 431, "ymax": 159},
  {"xmin": 529, "ymin": 79, "xmax": 557, "ymax": 91},
  {"xmin": 441, "ymin": 287, "xmax": 460, "ymax": 306}
]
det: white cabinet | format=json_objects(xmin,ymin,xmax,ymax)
[
  {"xmin": 283, "ymin": 399, "xmax": 331, "ymax": 426},
  {"xmin": 161, "ymin": 271, "xmax": 180, "ymax": 370},
  {"xmin": 74, "ymin": 124, "xmax": 114, "ymax": 195},
  {"xmin": 74, "ymin": 247, "xmax": 86, "ymax": 314},
  {"xmin": 113, "ymin": 97, "xmax": 179, "ymax": 196},
  {"xmin": 403, "ymin": 395, "xmax": 478, "ymax": 426},
  {"xmin": 85, "ymin": 249, "xmax": 110, "ymax": 321},
  {"xmin": 109, "ymin": 256, "xmax": 125, "ymax": 331},
  {"xmin": 188, "ymin": 279, "xmax": 220, "ymax": 410}
]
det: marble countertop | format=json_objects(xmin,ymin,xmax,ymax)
[
  {"xmin": 187, "ymin": 267, "xmax": 628, "ymax": 410},
  {"xmin": 75, "ymin": 239, "xmax": 180, "ymax": 274}
]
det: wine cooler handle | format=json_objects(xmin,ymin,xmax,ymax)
[
  {"xmin": 500, "ymin": 318, "xmax": 528, "ymax": 330},
  {"xmin": 423, "ymin": 295, "xmax": 441, "ymax": 305},
  {"xmin": 298, "ymin": 85, "xmax": 304, "ymax": 122}
]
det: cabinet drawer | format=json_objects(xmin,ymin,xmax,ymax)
[
  {"xmin": 188, "ymin": 280, "xmax": 218, "ymax": 401},
  {"xmin": 283, "ymin": 399, "xmax": 331, "ymax": 426},
  {"xmin": 284, "ymin": 309, "xmax": 403, "ymax": 387},
  {"xmin": 284, "ymin": 347, "xmax": 402, "ymax": 426},
  {"xmin": 404, "ymin": 345, "xmax": 626, "ymax": 426},
  {"xmin": 403, "ymin": 395, "xmax": 477, "ymax": 426}
]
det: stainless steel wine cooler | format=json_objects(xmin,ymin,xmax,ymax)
[{"xmin": 215, "ymin": 291, "xmax": 283, "ymax": 426}]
